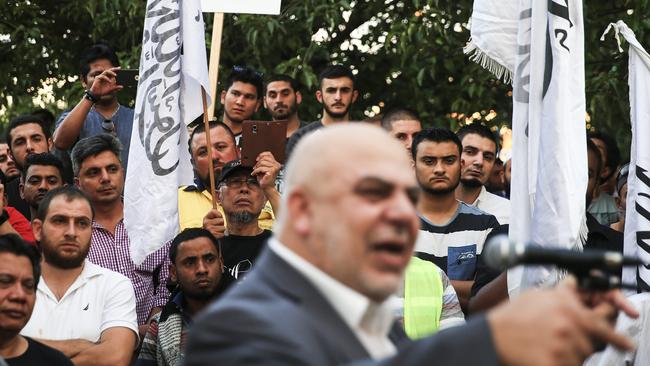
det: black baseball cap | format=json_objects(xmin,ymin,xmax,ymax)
[{"xmin": 217, "ymin": 160, "xmax": 252, "ymax": 185}]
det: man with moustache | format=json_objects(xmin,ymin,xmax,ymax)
[
  {"xmin": 19, "ymin": 153, "xmax": 65, "ymax": 220},
  {"xmin": 411, "ymin": 128, "xmax": 498, "ymax": 312},
  {"xmin": 220, "ymin": 66, "xmax": 264, "ymax": 141},
  {"xmin": 179, "ymin": 120, "xmax": 280, "ymax": 236},
  {"xmin": 0, "ymin": 234, "xmax": 72, "ymax": 365},
  {"xmin": 285, "ymin": 65, "xmax": 359, "ymax": 159},
  {"xmin": 264, "ymin": 74, "xmax": 306, "ymax": 140},
  {"xmin": 5, "ymin": 115, "xmax": 53, "ymax": 219},
  {"xmin": 185, "ymin": 124, "xmax": 638, "ymax": 366},
  {"xmin": 21, "ymin": 187, "xmax": 138, "ymax": 366},
  {"xmin": 455, "ymin": 124, "xmax": 510, "ymax": 225},
  {"xmin": 71, "ymin": 134, "xmax": 170, "ymax": 332},
  {"xmin": 0, "ymin": 143, "xmax": 19, "ymax": 182},
  {"xmin": 136, "ymin": 228, "xmax": 233, "ymax": 366}
]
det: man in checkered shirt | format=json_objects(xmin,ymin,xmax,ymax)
[{"xmin": 71, "ymin": 134, "xmax": 170, "ymax": 336}]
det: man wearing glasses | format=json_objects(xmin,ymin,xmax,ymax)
[
  {"xmin": 214, "ymin": 160, "xmax": 273, "ymax": 280},
  {"xmin": 220, "ymin": 66, "xmax": 264, "ymax": 143},
  {"xmin": 53, "ymin": 43, "xmax": 134, "ymax": 172}
]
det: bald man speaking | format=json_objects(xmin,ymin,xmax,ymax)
[{"xmin": 185, "ymin": 125, "xmax": 635, "ymax": 366}]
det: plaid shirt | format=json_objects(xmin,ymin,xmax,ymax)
[{"xmin": 88, "ymin": 219, "xmax": 171, "ymax": 325}]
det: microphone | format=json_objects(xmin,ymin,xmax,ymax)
[{"xmin": 483, "ymin": 234, "xmax": 644, "ymax": 272}]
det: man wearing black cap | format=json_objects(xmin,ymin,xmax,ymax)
[{"xmin": 216, "ymin": 160, "xmax": 273, "ymax": 279}]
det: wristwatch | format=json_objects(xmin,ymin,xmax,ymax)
[{"xmin": 83, "ymin": 89, "xmax": 99, "ymax": 104}]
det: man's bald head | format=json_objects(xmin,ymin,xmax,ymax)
[{"xmin": 277, "ymin": 124, "xmax": 420, "ymax": 302}]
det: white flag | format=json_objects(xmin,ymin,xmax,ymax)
[
  {"xmin": 125, "ymin": 0, "xmax": 211, "ymax": 265},
  {"xmin": 602, "ymin": 21, "xmax": 650, "ymax": 295},
  {"xmin": 508, "ymin": 0, "xmax": 587, "ymax": 294}
]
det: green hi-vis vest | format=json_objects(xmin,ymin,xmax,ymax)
[{"xmin": 404, "ymin": 257, "xmax": 444, "ymax": 339}]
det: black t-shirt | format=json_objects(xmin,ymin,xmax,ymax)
[
  {"xmin": 221, "ymin": 230, "xmax": 272, "ymax": 279},
  {"xmin": 6, "ymin": 337, "xmax": 73, "ymax": 366},
  {"xmin": 6, "ymin": 178, "xmax": 30, "ymax": 220}
]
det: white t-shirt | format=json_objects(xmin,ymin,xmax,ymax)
[
  {"xmin": 472, "ymin": 186, "xmax": 510, "ymax": 225},
  {"xmin": 21, "ymin": 260, "xmax": 138, "ymax": 342}
]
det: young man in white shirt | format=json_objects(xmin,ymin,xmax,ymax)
[{"xmin": 21, "ymin": 186, "xmax": 137, "ymax": 366}]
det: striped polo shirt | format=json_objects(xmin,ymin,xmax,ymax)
[{"xmin": 415, "ymin": 201, "xmax": 499, "ymax": 281}]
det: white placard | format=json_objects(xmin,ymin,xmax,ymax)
[{"xmin": 200, "ymin": 0, "xmax": 281, "ymax": 15}]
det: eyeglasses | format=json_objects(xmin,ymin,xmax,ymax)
[
  {"xmin": 232, "ymin": 65, "xmax": 264, "ymax": 80},
  {"xmin": 222, "ymin": 177, "xmax": 260, "ymax": 189},
  {"xmin": 102, "ymin": 119, "xmax": 116, "ymax": 134}
]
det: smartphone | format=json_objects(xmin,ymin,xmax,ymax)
[
  {"xmin": 115, "ymin": 69, "xmax": 139, "ymax": 89},
  {"xmin": 240, "ymin": 120, "xmax": 288, "ymax": 167}
]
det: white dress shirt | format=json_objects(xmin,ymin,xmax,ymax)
[
  {"xmin": 472, "ymin": 186, "xmax": 511, "ymax": 225},
  {"xmin": 269, "ymin": 238, "xmax": 398, "ymax": 360}
]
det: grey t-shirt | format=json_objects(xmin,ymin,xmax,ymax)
[{"xmin": 56, "ymin": 105, "xmax": 134, "ymax": 171}]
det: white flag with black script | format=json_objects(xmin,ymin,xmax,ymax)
[
  {"xmin": 125, "ymin": 0, "xmax": 211, "ymax": 265},
  {"xmin": 602, "ymin": 21, "xmax": 650, "ymax": 294},
  {"xmin": 508, "ymin": 0, "xmax": 587, "ymax": 294}
]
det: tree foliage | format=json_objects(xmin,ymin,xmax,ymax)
[{"xmin": 1, "ymin": 0, "xmax": 647, "ymax": 156}]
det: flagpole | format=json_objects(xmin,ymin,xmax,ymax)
[
  {"xmin": 201, "ymin": 86, "xmax": 218, "ymax": 209},
  {"xmin": 208, "ymin": 12, "xmax": 224, "ymax": 121}
]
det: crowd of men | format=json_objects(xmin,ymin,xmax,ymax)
[{"xmin": 0, "ymin": 42, "xmax": 639, "ymax": 366}]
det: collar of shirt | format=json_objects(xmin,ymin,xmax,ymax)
[
  {"xmin": 268, "ymin": 237, "xmax": 396, "ymax": 337},
  {"xmin": 472, "ymin": 185, "xmax": 489, "ymax": 206},
  {"xmin": 38, "ymin": 260, "xmax": 105, "ymax": 302},
  {"xmin": 91, "ymin": 218, "xmax": 124, "ymax": 230}
]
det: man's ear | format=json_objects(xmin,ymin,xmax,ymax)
[
  {"xmin": 74, "ymin": 177, "xmax": 80, "ymax": 187},
  {"xmin": 32, "ymin": 219, "xmax": 43, "ymax": 242},
  {"xmin": 263, "ymin": 97, "xmax": 269, "ymax": 110},
  {"xmin": 315, "ymin": 90, "xmax": 323, "ymax": 104},
  {"xmin": 296, "ymin": 91, "xmax": 302, "ymax": 105},
  {"xmin": 169, "ymin": 264, "xmax": 177, "ymax": 284},
  {"xmin": 287, "ymin": 190, "xmax": 311, "ymax": 236},
  {"xmin": 220, "ymin": 90, "xmax": 227, "ymax": 104},
  {"xmin": 80, "ymin": 74, "xmax": 88, "ymax": 89},
  {"xmin": 351, "ymin": 89, "xmax": 359, "ymax": 104},
  {"xmin": 47, "ymin": 138, "xmax": 53, "ymax": 151}
]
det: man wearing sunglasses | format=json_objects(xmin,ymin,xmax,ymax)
[
  {"xmin": 53, "ymin": 43, "xmax": 134, "ymax": 172},
  {"xmin": 214, "ymin": 160, "xmax": 272, "ymax": 280}
]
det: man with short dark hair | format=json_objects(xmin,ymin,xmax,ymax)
[
  {"xmin": 179, "ymin": 120, "xmax": 280, "ymax": 236},
  {"xmin": 264, "ymin": 74, "xmax": 306, "ymax": 139},
  {"xmin": 0, "ymin": 172, "xmax": 34, "ymax": 244},
  {"xmin": 485, "ymin": 158, "xmax": 506, "ymax": 197},
  {"xmin": 0, "ymin": 143, "xmax": 19, "ymax": 182},
  {"xmin": 411, "ymin": 128, "xmax": 498, "ymax": 312},
  {"xmin": 381, "ymin": 108, "xmax": 422, "ymax": 157},
  {"xmin": 53, "ymin": 43, "xmax": 134, "ymax": 171},
  {"xmin": 216, "ymin": 160, "xmax": 273, "ymax": 279},
  {"xmin": 71, "ymin": 134, "xmax": 170, "ymax": 332},
  {"xmin": 0, "ymin": 234, "xmax": 72, "ymax": 365},
  {"xmin": 455, "ymin": 124, "xmax": 510, "ymax": 224},
  {"xmin": 136, "ymin": 228, "xmax": 233, "ymax": 366},
  {"xmin": 22, "ymin": 186, "xmax": 138, "ymax": 366},
  {"xmin": 285, "ymin": 65, "xmax": 359, "ymax": 158},
  {"xmin": 220, "ymin": 66, "xmax": 263, "ymax": 140},
  {"xmin": 19, "ymin": 153, "xmax": 65, "ymax": 219},
  {"xmin": 587, "ymin": 131, "xmax": 621, "ymax": 226},
  {"xmin": 5, "ymin": 115, "xmax": 53, "ymax": 219}
]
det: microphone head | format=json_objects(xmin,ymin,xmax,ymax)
[{"xmin": 483, "ymin": 234, "xmax": 519, "ymax": 270}]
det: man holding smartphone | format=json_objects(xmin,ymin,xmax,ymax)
[{"xmin": 53, "ymin": 43, "xmax": 134, "ymax": 172}]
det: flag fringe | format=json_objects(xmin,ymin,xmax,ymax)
[{"xmin": 464, "ymin": 40, "xmax": 513, "ymax": 84}]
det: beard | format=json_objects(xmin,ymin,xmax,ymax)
[
  {"xmin": 323, "ymin": 102, "xmax": 351, "ymax": 120},
  {"xmin": 270, "ymin": 103, "xmax": 297, "ymax": 121},
  {"xmin": 460, "ymin": 177, "xmax": 483, "ymax": 188},
  {"xmin": 183, "ymin": 284, "xmax": 220, "ymax": 301},
  {"xmin": 228, "ymin": 210, "xmax": 257, "ymax": 225},
  {"xmin": 41, "ymin": 241, "xmax": 89, "ymax": 269}
]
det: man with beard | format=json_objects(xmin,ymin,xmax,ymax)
[
  {"xmin": 0, "ymin": 234, "xmax": 72, "ymax": 366},
  {"xmin": 136, "ymin": 228, "xmax": 233, "ymax": 366},
  {"xmin": 19, "ymin": 153, "xmax": 65, "ymax": 219},
  {"xmin": 0, "ymin": 142, "xmax": 19, "ymax": 182},
  {"xmin": 216, "ymin": 160, "xmax": 272, "ymax": 279},
  {"xmin": 264, "ymin": 74, "xmax": 306, "ymax": 140},
  {"xmin": 53, "ymin": 43, "xmax": 134, "ymax": 172},
  {"xmin": 455, "ymin": 124, "xmax": 510, "ymax": 225},
  {"xmin": 5, "ymin": 115, "xmax": 53, "ymax": 219},
  {"xmin": 220, "ymin": 66, "xmax": 263, "ymax": 142},
  {"xmin": 71, "ymin": 134, "xmax": 171, "ymax": 334},
  {"xmin": 21, "ymin": 186, "xmax": 138, "ymax": 366},
  {"xmin": 285, "ymin": 65, "xmax": 359, "ymax": 159},
  {"xmin": 179, "ymin": 120, "xmax": 280, "ymax": 236},
  {"xmin": 412, "ymin": 128, "xmax": 498, "ymax": 312}
]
